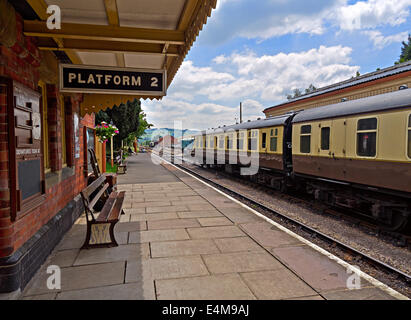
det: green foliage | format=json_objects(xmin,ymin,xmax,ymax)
[
  {"xmin": 95, "ymin": 99, "xmax": 142, "ymax": 149},
  {"xmin": 106, "ymin": 161, "xmax": 117, "ymax": 173},
  {"xmin": 95, "ymin": 122, "xmax": 118, "ymax": 143},
  {"xmin": 396, "ymin": 34, "xmax": 411, "ymax": 64},
  {"xmin": 125, "ymin": 112, "xmax": 153, "ymax": 146}
]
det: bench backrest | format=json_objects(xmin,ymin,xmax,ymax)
[
  {"xmin": 88, "ymin": 148, "xmax": 101, "ymax": 177},
  {"xmin": 81, "ymin": 175, "xmax": 109, "ymax": 221}
]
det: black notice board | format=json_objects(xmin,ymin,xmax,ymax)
[{"xmin": 18, "ymin": 159, "xmax": 41, "ymax": 200}]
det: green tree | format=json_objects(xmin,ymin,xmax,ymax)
[
  {"xmin": 125, "ymin": 112, "xmax": 153, "ymax": 146},
  {"xmin": 95, "ymin": 98, "xmax": 141, "ymax": 149},
  {"xmin": 396, "ymin": 34, "xmax": 411, "ymax": 64},
  {"xmin": 286, "ymin": 85, "xmax": 316, "ymax": 100},
  {"xmin": 305, "ymin": 84, "xmax": 317, "ymax": 94}
]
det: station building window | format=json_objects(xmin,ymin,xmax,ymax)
[
  {"xmin": 321, "ymin": 127, "xmax": 330, "ymax": 150},
  {"xmin": 270, "ymin": 128, "xmax": 278, "ymax": 152},
  {"xmin": 357, "ymin": 118, "xmax": 377, "ymax": 157},
  {"xmin": 408, "ymin": 114, "xmax": 411, "ymax": 158},
  {"xmin": 300, "ymin": 125, "xmax": 311, "ymax": 153}
]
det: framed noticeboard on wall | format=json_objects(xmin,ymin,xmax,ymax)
[{"xmin": 1, "ymin": 77, "xmax": 45, "ymax": 221}]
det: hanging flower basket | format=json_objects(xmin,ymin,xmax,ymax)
[{"xmin": 95, "ymin": 122, "xmax": 119, "ymax": 143}]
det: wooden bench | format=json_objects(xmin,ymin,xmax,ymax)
[
  {"xmin": 116, "ymin": 149, "xmax": 127, "ymax": 174},
  {"xmin": 80, "ymin": 175, "xmax": 125, "ymax": 249}
]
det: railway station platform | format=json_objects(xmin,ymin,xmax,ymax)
[{"xmin": 19, "ymin": 153, "xmax": 405, "ymax": 300}]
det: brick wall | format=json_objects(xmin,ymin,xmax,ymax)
[
  {"xmin": 0, "ymin": 80, "xmax": 13, "ymax": 259},
  {"xmin": 0, "ymin": 9, "xmax": 92, "ymax": 259}
]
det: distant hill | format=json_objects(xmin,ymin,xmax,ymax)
[{"xmin": 138, "ymin": 128, "xmax": 200, "ymax": 142}]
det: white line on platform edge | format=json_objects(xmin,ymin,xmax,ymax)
[{"xmin": 154, "ymin": 154, "xmax": 409, "ymax": 300}]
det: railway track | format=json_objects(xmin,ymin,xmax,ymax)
[
  {"xmin": 155, "ymin": 151, "xmax": 411, "ymax": 296},
  {"xmin": 199, "ymin": 164, "xmax": 411, "ymax": 246}
]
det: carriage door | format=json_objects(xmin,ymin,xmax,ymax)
[
  {"xmin": 317, "ymin": 121, "xmax": 332, "ymax": 176},
  {"xmin": 329, "ymin": 118, "xmax": 347, "ymax": 180}
]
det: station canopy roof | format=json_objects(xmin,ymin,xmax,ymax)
[{"xmin": 23, "ymin": 0, "xmax": 217, "ymax": 114}]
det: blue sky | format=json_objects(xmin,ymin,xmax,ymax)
[{"xmin": 143, "ymin": 0, "xmax": 411, "ymax": 130}]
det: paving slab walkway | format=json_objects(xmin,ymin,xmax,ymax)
[{"xmin": 20, "ymin": 153, "xmax": 404, "ymax": 300}]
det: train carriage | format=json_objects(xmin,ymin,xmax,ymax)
[
  {"xmin": 291, "ymin": 89, "xmax": 411, "ymax": 229},
  {"xmin": 188, "ymin": 89, "xmax": 411, "ymax": 230},
  {"xmin": 192, "ymin": 115, "xmax": 293, "ymax": 174}
]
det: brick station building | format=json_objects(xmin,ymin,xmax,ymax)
[
  {"xmin": 0, "ymin": 0, "xmax": 216, "ymax": 294},
  {"xmin": 264, "ymin": 61, "xmax": 411, "ymax": 117}
]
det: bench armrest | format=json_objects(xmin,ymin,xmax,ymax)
[{"xmin": 105, "ymin": 174, "xmax": 117, "ymax": 188}]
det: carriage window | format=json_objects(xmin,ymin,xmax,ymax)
[
  {"xmin": 248, "ymin": 131, "xmax": 257, "ymax": 151},
  {"xmin": 270, "ymin": 127, "xmax": 278, "ymax": 152},
  {"xmin": 358, "ymin": 118, "xmax": 377, "ymax": 131},
  {"xmin": 219, "ymin": 135, "xmax": 224, "ymax": 149},
  {"xmin": 262, "ymin": 133, "xmax": 267, "ymax": 148},
  {"xmin": 357, "ymin": 118, "xmax": 377, "ymax": 157},
  {"xmin": 321, "ymin": 127, "xmax": 330, "ymax": 150},
  {"xmin": 408, "ymin": 115, "xmax": 411, "ymax": 158},
  {"xmin": 270, "ymin": 137, "xmax": 278, "ymax": 152},
  {"xmin": 237, "ymin": 132, "xmax": 244, "ymax": 150},
  {"xmin": 300, "ymin": 125, "xmax": 311, "ymax": 153},
  {"xmin": 227, "ymin": 135, "xmax": 233, "ymax": 150}
]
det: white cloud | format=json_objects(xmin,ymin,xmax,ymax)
[
  {"xmin": 201, "ymin": 46, "xmax": 358, "ymax": 101},
  {"xmin": 363, "ymin": 30, "xmax": 409, "ymax": 48},
  {"xmin": 201, "ymin": 0, "xmax": 411, "ymax": 43},
  {"xmin": 143, "ymin": 98, "xmax": 245, "ymax": 130},
  {"xmin": 335, "ymin": 0, "xmax": 411, "ymax": 31},
  {"xmin": 143, "ymin": 46, "xmax": 359, "ymax": 130}
]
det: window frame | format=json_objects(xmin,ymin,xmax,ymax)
[
  {"xmin": 60, "ymin": 95, "xmax": 67, "ymax": 167},
  {"xmin": 39, "ymin": 81, "xmax": 50, "ymax": 172},
  {"xmin": 300, "ymin": 124, "xmax": 312, "ymax": 154},
  {"xmin": 320, "ymin": 126, "xmax": 330, "ymax": 151},
  {"xmin": 248, "ymin": 130, "xmax": 258, "ymax": 151},
  {"xmin": 261, "ymin": 132, "xmax": 267, "ymax": 149},
  {"xmin": 219, "ymin": 135, "xmax": 224, "ymax": 149},
  {"xmin": 226, "ymin": 134, "xmax": 234, "ymax": 150},
  {"xmin": 269, "ymin": 127, "xmax": 279, "ymax": 153},
  {"xmin": 356, "ymin": 117, "xmax": 378, "ymax": 158},
  {"xmin": 237, "ymin": 132, "xmax": 244, "ymax": 150}
]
